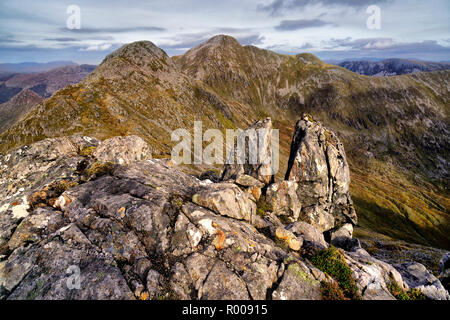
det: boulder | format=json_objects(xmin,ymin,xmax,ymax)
[
  {"xmin": 266, "ymin": 181, "xmax": 301, "ymax": 222},
  {"xmin": 438, "ymin": 252, "xmax": 450, "ymax": 291},
  {"xmin": 272, "ymin": 261, "xmax": 322, "ymax": 300},
  {"xmin": 285, "ymin": 115, "xmax": 357, "ymax": 231},
  {"xmin": 234, "ymin": 174, "xmax": 265, "ymax": 188},
  {"xmin": 394, "ymin": 262, "xmax": 450, "ymax": 300},
  {"xmin": 192, "ymin": 183, "xmax": 256, "ymax": 221},
  {"xmin": 286, "ymin": 221, "xmax": 328, "ymax": 249},
  {"xmin": 330, "ymin": 223, "xmax": 360, "ymax": 252},
  {"xmin": 297, "ymin": 204, "xmax": 335, "ymax": 233},
  {"xmin": 92, "ymin": 135, "xmax": 152, "ymax": 165},
  {"xmin": 345, "ymin": 249, "xmax": 407, "ymax": 300},
  {"xmin": 234, "ymin": 174, "xmax": 265, "ymax": 201},
  {"xmin": 201, "ymin": 261, "xmax": 250, "ymax": 300}
]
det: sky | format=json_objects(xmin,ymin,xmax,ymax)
[{"xmin": 0, "ymin": 0, "xmax": 449, "ymax": 64}]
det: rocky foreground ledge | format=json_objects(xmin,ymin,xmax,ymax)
[{"xmin": 0, "ymin": 116, "xmax": 448, "ymax": 300}]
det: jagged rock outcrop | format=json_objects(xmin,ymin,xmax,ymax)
[
  {"xmin": 0, "ymin": 125, "xmax": 447, "ymax": 300},
  {"xmin": 285, "ymin": 114, "xmax": 357, "ymax": 232},
  {"xmin": 92, "ymin": 135, "xmax": 152, "ymax": 165},
  {"xmin": 0, "ymin": 136, "xmax": 330, "ymax": 300}
]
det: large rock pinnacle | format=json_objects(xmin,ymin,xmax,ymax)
[
  {"xmin": 221, "ymin": 117, "xmax": 275, "ymax": 186},
  {"xmin": 285, "ymin": 114, "xmax": 357, "ymax": 231}
]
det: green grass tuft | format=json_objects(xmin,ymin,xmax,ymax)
[
  {"xmin": 387, "ymin": 278, "xmax": 429, "ymax": 300},
  {"xmin": 311, "ymin": 246, "xmax": 360, "ymax": 300},
  {"xmin": 255, "ymin": 196, "xmax": 273, "ymax": 217}
]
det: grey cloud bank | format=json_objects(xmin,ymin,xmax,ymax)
[
  {"xmin": 0, "ymin": 0, "xmax": 448, "ymax": 63},
  {"xmin": 258, "ymin": 0, "xmax": 389, "ymax": 15},
  {"xmin": 275, "ymin": 19, "xmax": 331, "ymax": 31}
]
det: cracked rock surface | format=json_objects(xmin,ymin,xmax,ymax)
[
  {"xmin": 0, "ymin": 117, "xmax": 448, "ymax": 300},
  {"xmin": 285, "ymin": 115, "xmax": 357, "ymax": 232}
]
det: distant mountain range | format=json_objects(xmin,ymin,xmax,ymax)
[
  {"xmin": 334, "ymin": 58, "xmax": 450, "ymax": 76},
  {"xmin": 0, "ymin": 64, "xmax": 96, "ymax": 101},
  {"xmin": 0, "ymin": 61, "xmax": 78, "ymax": 74},
  {"xmin": 0, "ymin": 35, "xmax": 448, "ymax": 250},
  {"xmin": 0, "ymin": 64, "xmax": 96, "ymax": 133}
]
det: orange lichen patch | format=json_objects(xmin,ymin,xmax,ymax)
[
  {"xmin": 139, "ymin": 291, "xmax": 149, "ymax": 300},
  {"xmin": 275, "ymin": 227, "xmax": 290, "ymax": 241},
  {"xmin": 275, "ymin": 227, "xmax": 301, "ymax": 251},
  {"xmin": 11, "ymin": 201, "xmax": 20, "ymax": 206},
  {"xmin": 244, "ymin": 238, "xmax": 256, "ymax": 248},
  {"xmin": 164, "ymin": 159, "xmax": 174, "ymax": 167},
  {"xmin": 250, "ymin": 186, "xmax": 262, "ymax": 201},
  {"xmin": 62, "ymin": 195, "xmax": 71, "ymax": 207},
  {"xmin": 213, "ymin": 229, "xmax": 226, "ymax": 251}
]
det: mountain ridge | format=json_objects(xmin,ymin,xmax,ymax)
[{"xmin": 0, "ymin": 35, "xmax": 448, "ymax": 249}]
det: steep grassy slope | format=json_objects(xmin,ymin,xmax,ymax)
[{"xmin": 0, "ymin": 35, "xmax": 448, "ymax": 249}]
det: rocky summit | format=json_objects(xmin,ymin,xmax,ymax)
[{"xmin": 0, "ymin": 117, "xmax": 448, "ymax": 300}]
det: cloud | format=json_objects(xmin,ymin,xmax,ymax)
[
  {"xmin": 314, "ymin": 37, "xmax": 450, "ymax": 61},
  {"xmin": 79, "ymin": 43, "xmax": 113, "ymax": 51},
  {"xmin": 299, "ymin": 42, "xmax": 314, "ymax": 49},
  {"xmin": 158, "ymin": 31, "xmax": 265, "ymax": 52},
  {"xmin": 0, "ymin": 34, "xmax": 23, "ymax": 45},
  {"xmin": 235, "ymin": 34, "xmax": 266, "ymax": 45},
  {"xmin": 63, "ymin": 26, "xmax": 165, "ymax": 34},
  {"xmin": 275, "ymin": 18, "xmax": 331, "ymax": 31},
  {"xmin": 44, "ymin": 37, "xmax": 79, "ymax": 42},
  {"xmin": 324, "ymin": 37, "xmax": 450, "ymax": 52},
  {"xmin": 259, "ymin": 0, "xmax": 388, "ymax": 15}
]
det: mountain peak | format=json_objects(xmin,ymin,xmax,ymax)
[
  {"xmin": 204, "ymin": 34, "xmax": 241, "ymax": 47},
  {"xmin": 103, "ymin": 41, "xmax": 168, "ymax": 65}
]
